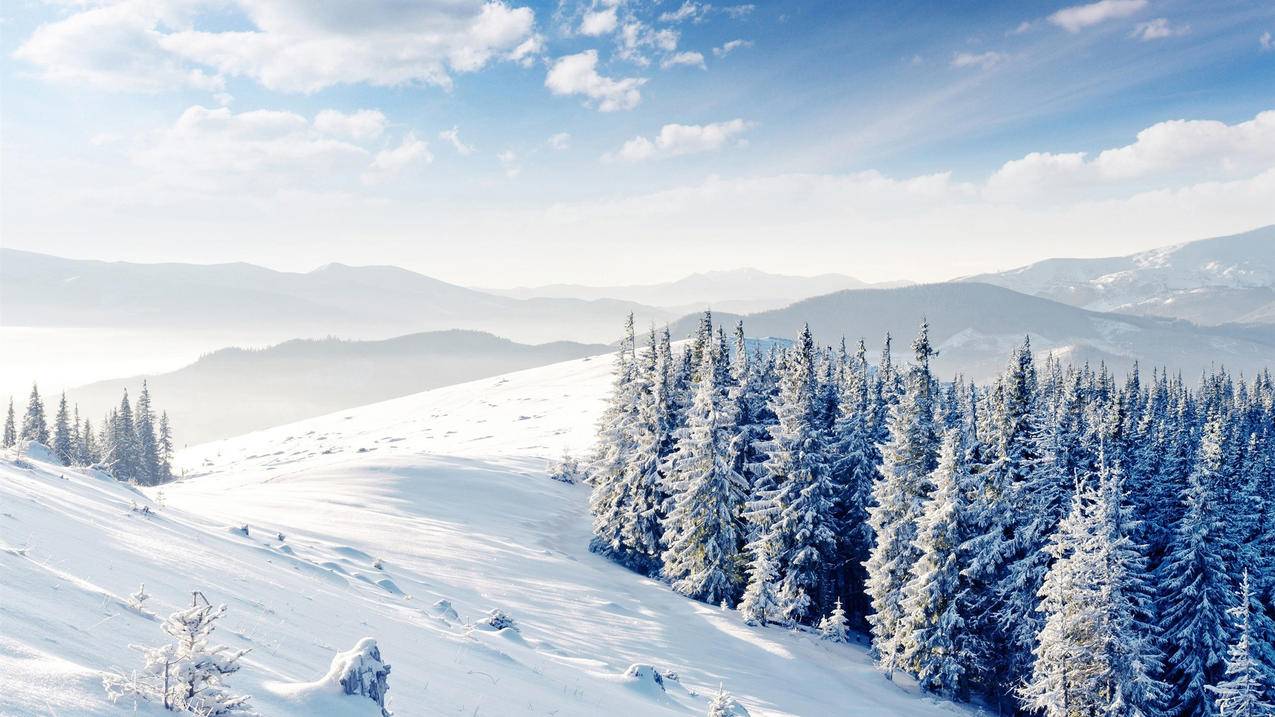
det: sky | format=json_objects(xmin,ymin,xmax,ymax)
[{"xmin": 2, "ymin": 0, "xmax": 1273, "ymax": 286}]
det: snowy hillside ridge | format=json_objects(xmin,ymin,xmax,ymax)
[
  {"xmin": 2, "ymin": 358, "xmax": 973, "ymax": 715},
  {"xmin": 963, "ymin": 224, "xmax": 1275, "ymax": 324}
]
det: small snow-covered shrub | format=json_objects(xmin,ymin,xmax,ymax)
[
  {"xmin": 818, "ymin": 599, "xmax": 849, "ymax": 643},
  {"xmin": 128, "ymin": 583, "xmax": 150, "ymax": 611},
  {"xmin": 480, "ymin": 608, "xmax": 518, "ymax": 632},
  {"xmin": 104, "ymin": 591, "xmax": 252, "ymax": 715},
  {"xmin": 372, "ymin": 557, "xmax": 385, "ymax": 571},
  {"xmin": 324, "ymin": 638, "xmax": 392, "ymax": 717},
  {"xmin": 707, "ymin": 685, "xmax": 749, "ymax": 716},
  {"xmin": 548, "ymin": 453, "xmax": 581, "ymax": 484}
]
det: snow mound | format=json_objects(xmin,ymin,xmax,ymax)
[{"xmin": 271, "ymin": 638, "xmax": 391, "ymax": 717}]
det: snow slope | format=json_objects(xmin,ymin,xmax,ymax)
[
  {"xmin": 1, "ymin": 354, "xmax": 972, "ymax": 716},
  {"xmin": 963, "ymin": 225, "xmax": 1275, "ymax": 325}
]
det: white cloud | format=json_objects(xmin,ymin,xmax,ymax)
[
  {"xmin": 497, "ymin": 149, "xmax": 520, "ymax": 177},
  {"xmin": 545, "ymin": 50, "xmax": 646, "ymax": 111},
  {"xmin": 1048, "ymin": 0, "xmax": 1147, "ymax": 33},
  {"xmin": 951, "ymin": 51, "xmax": 1006, "ymax": 70},
  {"xmin": 985, "ymin": 110, "xmax": 1275, "ymax": 200},
  {"xmin": 660, "ymin": 51, "xmax": 706, "ymax": 69},
  {"xmin": 712, "ymin": 39, "xmax": 752, "ymax": 58},
  {"xmin": 659, "ymin": 2, "xmax": 709, "ymax": 23},
  {"xmin": 363, "ymin": 133, "xmax": 432, "ymax": 184},
  {"xmin": 16, "ymin": 0, "xmax": 539, "ymax": 94},
  {"xmin": 1131, "ymin": 18, "xmax": 1189, "ymax": 41},
  {"xmin": 1261, "ymin": 31, "xmax": 1273, "ymax": 51},
  {"xmin": 13, "ymin": 2, "xmax": 224, "ymax": 93},
  {"xmin": 617, "ymin": 21, "xmax": 680, "ymax": 66},
  {"xmin": 579, "ymin": 7, "xmax": 618, "ymax": 36},
  {"xmin": 607, "ymin": 119, "xmax": 753, "ymax": 162},
  {"xmin": 314, "ymin": 109, "xmax": 388, "ymax": 142},
  {"xmin": 547, "ymin": 132, "xmax": 571, "ymax": 150},
  {"xmin": 721, "ymin": 4, "xmax": 755, "ymax": 19},
  {"xmin": 134, "ymin": 105, "xmax": 371, "ymax": 189},
  {"xmin": 439, "ymin": 126, "xmax": 476, "ymax": 155}
]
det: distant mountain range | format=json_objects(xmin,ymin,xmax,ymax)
[
  {"xmin": 68, "ymin": 330, "xmax": 607, "ymax": 446},
  {"xmin": 666, "ymin": 282, "xmax": 1275, "ymax": 382},
  {"xmin": 1, "ymin": 250, "xmax": 671, "ymax": 344},
  {"xmin": 483, "ymin": 268, "xmax": 911, "ymax": 314},
  {"xmin": 964, "ymin": 225, "xmax": 1275, "ymax": 326}
]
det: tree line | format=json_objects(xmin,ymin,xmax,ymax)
[
  {"xmin": 4, "ymin": 381, "xmax": 176, "ymax": 485},
  {"xmin": 587, "ymin": 312, "xmax": 1275, "ymax": 716}
]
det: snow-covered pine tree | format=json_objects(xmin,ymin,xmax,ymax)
[
  {"xmin": 865, "ymin": 320, "xmax": 939, "ymax": 679},
  {"xmin": 104, "ymin": 592, "xmax": 252, "ymax": 715},
  {"xmin": 706, "ymin": 685, "xmax": 746, "ymax": 717},
  {"xmin": 966, "ymin": 338, "xmax": 1042, "ymax": 693},
  {"xmin": 1021, "ymin": 456, "xmax": 1166, "ymax": 717},
  {"xmin": 136, "ymin": 380, "xmax": 162, "ymax": 485},
  {"xmin": 53, "ymin": 392, "xmax": 74, "ymax": 465},
  {"xmin": 159, "ymin": 412, "xmax": 174, "ymax": 481},
  {"xmin": 1208, "ymin": 572, "xmax": 1275, "ymax": 717},
  {"xmin": 819, "ymin": 598, "xmax": 850, "ymax": 643},
  {"xmin": 743, "ymin": 325, "xmax": 837, "ymax": 624},
  {"xmin": 739, "ymin": 538, "xmax": 781, "ymax": 626},
  {"xmin": 2, "ymin": 397, "xmax": 15, "ymax": 448},
  {"xmin": 826, "ymin": 338, "xmax": 881, "ymax": 627},
  {"xmin": 80, "ymin": 417, "xmax": 99, "ymax": 465},
  {"xmin": 590, "ymin": 315, "xmax": 642, "ymax": 561},
  {"xmin": 21, "ymin": 383, "xmax": 48, "ymax": 445},
  {"xmin": 619, "ymin": 326, "xmax": 675, "ymax": 573},
  {"xmin": 661, "ymin": 337, "xmax": 748, "ymax": 604},
  {"xmin": 899, "ymin": 429, "xmax": 973, "ymax": 699},
  {"xmin": 110, "ymin": 389, "xmax": 141, "ymax": 480},
  {"xmin": 1160, "ymin": 412, "xmax": 1236, "ymax": 717}
]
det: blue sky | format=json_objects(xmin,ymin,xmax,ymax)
[{"xmin": 2, "ymin": 0, "xmax": 1273, "ymax": 285}]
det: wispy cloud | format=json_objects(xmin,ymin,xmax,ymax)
[
  {"xmin": 951, "ymin": 51, "xmax": 1006, "ymax": 70},
  {"xmin": 439, "ymin": 126, "xmax": 475, "ymax": 156},
  {"xmin": 1131, "ymin": 18, "xmax": 1190, "ymax": 41},
  {"xmin": 1048, "ymin": 0, "xmax": 1147, "ymax": 33},
  {"xmin": 712, "ymin": 39, "xmax": 752, "ymax": 58},
  {"xmin": 661, "ymin": 51, "xmax": 706, "ymax": 69}
]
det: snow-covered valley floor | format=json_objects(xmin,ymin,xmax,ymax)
[{"xmin": 2, "ymin": 353, "xmax": 973, "ymax": 716}]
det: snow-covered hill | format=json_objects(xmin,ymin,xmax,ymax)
[
  {"xmin": 963, "ymin": 225, "xmax": 1275, "ymax": 325},
  {"xmin": 666, "ymin": 282, "xmax": 1275, "ymax": 382},
  {"xmin": 1, "ymin": 355, "xmax": 971, "ymax": 716},
  {"xmin": 485, "ymin": 268, "xmax": 910, "ymax": 315},
  {"xmin": 69, "ymin": 329, "xmax": 608, "ymax": 446}
]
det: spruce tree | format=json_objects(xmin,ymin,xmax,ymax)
[
  {"xmin": 819, "ymin": 598, "xmax": 850, "ymax": 643},
  {"xmin": 52, "ymin": 392, "xmax": 73, "ymax": 465},
  {"xmin": 739, "ymin": 538, "xmax": 781, "ymax": 626},
  {"xmin": 1208, "ymin": 572, "xmax": 1275, "ymax": 717},
  {"xmin": 899, "ymin": 429, "xmax": 973, "ymax": 699},
  {"xmin": 743, "ymin": 325, "xmax": 837, "ymax": 624},
  {"xmin": 159, "ymin": 412, "xmax": 174, "ymax": 481},
  {"xmin": 2, "ymin": 397, "xmax": 15, "ymax": 448},
  {"xmin": 589, "ymin": 315, "xmax": 642, "ymax": 561},
  {"xmin": 1021, "ymin": 459, "xmax": 1166, "ymax": 717},
  {"xmin": 619, "ymin": 326, "xmax": 674, "ymax": 573},
  {"xmin": 110, "ymin": 390, "xmax": 141, "ymax": 480},
  {"xmin": 21, "ymin": 383, "xmax": 48, "ymax": 445},
  {"xmin": 826, "ymin": 338, "xmax": 880, "ymax": 626},
  {"xmin": 1161, "ymin": 413, "xmax": 1235, "ymax": 717},
  {"xmin": 661, "ymin": 339, "xmax": 748, "ymax": 605},
  {"xmin": 866, "ymin": 320, "xmax": 939, "ymax": 678},
  {"xmin": 136, "ymin": 381, "xmax": 161, "ymax": 485}
]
